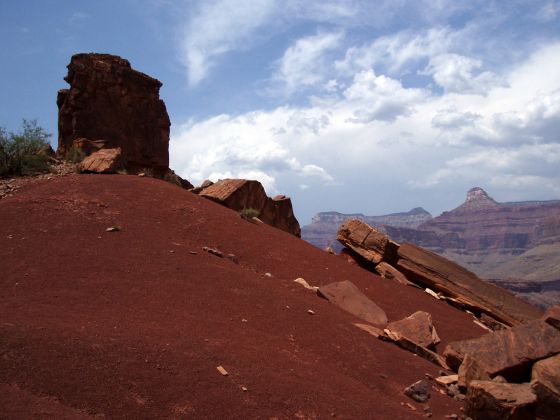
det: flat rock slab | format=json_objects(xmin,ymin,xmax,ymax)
[
  {"xmin": 444, "ymin": 320, "xmax": 560, "ymax": 381},
  {"xmin": 396, "ymin": 242, "xmax": 543, "ymax": 327},
  {"xmin": 386, "ymin": 311, "xmax": 440, "ymax": 349},
  {"xmin": 531, "ymin": 354, "xmax": 560, "ymax": 419},
  {"xmin": 336, "ymin": 219, "xmax": 398, "ymax": 264},
  {"xmin": 318, "ymin": 280, "xmax": 387, "ymax": 327},
  {"xmin": 465, "ymin": 380, "xmax": 537, "ymax": 420},
  {"xmin": 375, "ymin": 262, "xmax": 413, "ymax": 286}
]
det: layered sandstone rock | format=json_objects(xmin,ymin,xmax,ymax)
[
  {"xmin": 396, "ymin": 243, "xmax": 543, "ymax": 327},
  {"xmin": 80, "ymin": 148, "xmax": 123, "ymax": 173},
  {"xmin": 465, "ymin": 381, "xmax": 537, "ymax": 419},
  {"xmin": 57, "ymin": 53, "xmax": 170, "ymax": 174},
  {"xmin": 444, "ymin": 320, "xmax": 560, "ymax": 381},
  {"xmin": 199, "ymin": 179, "xmax": 301, "ymax": 237},
  {"xmin": 336, "ymin": 219, "xmax": 399, "ymax": 264},
  {"xmin": 317, "ymin": 280, "xmax": 387, "ymax": 327}
]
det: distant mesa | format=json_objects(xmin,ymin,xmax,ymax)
[{"xmin": 57, "ymin": 53, "xmax": 170, "ymax": 175}]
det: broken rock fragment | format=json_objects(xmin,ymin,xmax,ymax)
[
  {"xmin": 317, "ymin": 280, "xmax": 387, "ymax": 327},
  {"xmin": 80, "ymin": 148, "xmax": 123, "ymax": 173},
  {"xmin": 531, "ymin": 353, "xmax": 560, "ymax": 419},
  {"xmin": 386, "ymin": 311, "xmax": 440, "ymax": 350},
  {"xmin": 404, "ymin": 379, "xmax": 431, "ymax": 403},
  {"xmin": 336, "ymin": 219, "xmax": 399, "ymax": 264}
]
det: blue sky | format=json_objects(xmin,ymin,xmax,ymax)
[{"xmin": 2, "ymin": 1, "xmax": 560, "ymax": 223}]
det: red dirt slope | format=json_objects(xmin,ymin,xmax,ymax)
[{"xmin": 1, "ymin": 175, "xmax": 485, "ymax": 419}]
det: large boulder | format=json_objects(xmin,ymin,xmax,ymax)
[
  {"xmin": 396, "ymin": 243, "xmax": 543, "ymax": 327},
  {"xmin": 199, "ymin": 179, "xmax": 301, "ymax": 237},
  {"xmin": 444, "ymin": 320, "xmax": 560, "ymax": 381},
  {"xmin": 336, "ymin": 219, "xmax": 399, "ymax": 264},
  {"xmin": 317, "ymin": 280, "xmax": 387, "ymax": 327},
  {"xmin": 531, "ymin": 354, "xmax": 560, "ymax": 419},
  {"xmin": 57, "ymin": 53, "xmax": 170, "ymax": 175},
  {"xmin": 465, "ymin": 380, "xmax": 537, "ymax": 420}
]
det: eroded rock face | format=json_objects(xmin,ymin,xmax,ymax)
[
  {"xmin": 57, "ymin": 53, "xmax": 170, "ymax": 174},
  {"xmin": 336, "ymin": 219, "xmax": 399, "ymax": 264},
  {"xmin": 444, "ymin": 320, "xmax": 560, "ymax": 381},
  {"xmin": 199, "ymin": 179, "xmax": 301, "ymax": 237},
  {"xmin": 465, "ymin": 381, "xmax": 537, "ymax": 420},
  {"xmin": 317, "ymin": 280, "xmax": 388, "ymax": 327},
  {"xmin": 396, "ymin": 243, "xmax": 543, "ymax": 327},
  {"xmin": 80, "ymin": 148, "xmax": 123, "ymax": 173}
]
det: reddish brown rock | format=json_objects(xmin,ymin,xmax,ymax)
[
  {"xmin": 531, "ymin": 354, "xmax": 560, "ymax": 419},
  {"xmin": 458, "ymin": 353, "xmax": 491, "ymax": 390},
  {"xmin": 199, "ymin": 179, "xmax": 301, "ymax": 237},
  {"xmin": 444, "ymin": 320, "xmax": 560, "ymax": 381},
  {"xmin": 544, "ymin": 305, "xmax": 560, "ymax": 330},
  {"xmin": 336, "ymin": 219, "xmax": 399, "ymax": 264},
  {"xmin": 375, "ymin": 261, "xmax": 413, "ymax": 286},
  {"xmin": 396, "ymin": 243, "xmax": 543, "ymax": 327},
  {"xmin": 57, "ymin": 53, "xmax": 170, "ymax": 175},
  {"xmin": 79, "ymin": 148, "xmax": 123, "ymax": 173},
  {"xmin": 317, "ymin": 280, "xmax": 387, "ymax": 327},
  {"xmin": 386, "ymin": 311, "xmax": 440, "ymax": 349},
  {"xmin": 465, "ymin": 380, "xmax": 537, "ymax": 420}
]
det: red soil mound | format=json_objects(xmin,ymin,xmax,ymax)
[{"xmin": 0, "ymin": 175, "xmax": 485, "ymax": 419}]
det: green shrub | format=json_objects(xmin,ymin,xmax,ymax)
[
  {"xmin": 0, "ymin": 119, "xmax": 52, "ymax": 176},
  {"xmin": 65, "ymin": 146, "xmax": 85, "ymax": 163},
  {"xmin": 240, "ymin": 207, "xmax": 260, "ymax": 220}
]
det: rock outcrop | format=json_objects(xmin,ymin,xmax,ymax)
[
  {"xmin": 198, "ymin": 179, "xmax": 301, "ymax": 237},
  {"xmin": 385, "ymin": 311, "xmax": 440, "ymax": 349},
  {"xmin": 531, "ymin": 354, "xmax": 560, "ymax": 419},
  {"xmin": 57, "ymin": 53, "xmax": 170, "ymax": 175},
  {"xmin": 444, "ymin": 320, "xmax": 560, "ymax": 381},
  {"xmin": 336, "ymin": 219, "xmax": 399, "ymax": 264},
  {"xmin": 80, "ymin": 148, "xmax": 123, "ymax": 173},
  {"xmin": 464, "ymin": 381, "xmax": 537, "ymax": 419}
]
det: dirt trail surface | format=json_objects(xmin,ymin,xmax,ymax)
[{"xmin": 1, "ymin": 175, "xmax": 485, "ymax": 419}]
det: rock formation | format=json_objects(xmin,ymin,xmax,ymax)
[
  {"xmin": 57, "ymin": 53, "xmax": 170, "ymax": 175},
  {"xmin": 197, "ymin": 179, "xmax": 301, "ymax": 237}
]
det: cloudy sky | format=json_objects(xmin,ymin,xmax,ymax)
[{"xmin": 2, "ymin": 1, "xmax": 560, "ymax": 223}]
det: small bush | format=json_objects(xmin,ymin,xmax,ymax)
[
  {"xmin": 240, "ymin": 207, "xmax": 260, "ymax": 221},
  {"xmin": 65, "ymin": 146, "xmax": 85, "ymax": 163},
  {"xmin": 0, "ymin": 119, "xmax": 52, "ymax": 176},
  {"xmin": 141, "ymin": 167, "xmax": 155, "ymax": 177},
  {"xmin": 163, "ymin": 170, "xmax": 182, "ymax": 186}
]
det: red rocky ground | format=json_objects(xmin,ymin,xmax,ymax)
[{"xmin": 1, "ymin": 174, "xmax": 485, "ymax": 419}]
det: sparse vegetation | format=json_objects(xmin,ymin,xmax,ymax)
[
  {"xmin": 0, "ymin": 119, "xmax": 52, "ymax": 176},
  {"xmin": 141, "ymin": 167, "xmax": 155, "ymax": 177},
  {"xmin": 65, "ymin": 145, "xmax": 85, "ymax": 163},
  {"xmin": 240, "ymin": 207, "xmax": 260, "ymax": 221},
  {"xmin": 163, "ymin": 170, "xmax": 182, "ymax": 187}
]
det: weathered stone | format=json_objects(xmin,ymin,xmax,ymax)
[
  {"xmin": 435, "ymin": 375, "xmax": 458, "ymax": 386},
  {"xmin": 383, "ymin": 330, "xmax": 450, "ymax": 369},
  {"xmin": 404, "ymin": 380, "xmax": 431, "ymax": 403},
  {"xmin": 57, "ymin": 53, "xmax": 170, "ymax": 174},
  {"xmin": 458, "ymin": 353, "xmax": 491, "ymax": 390},
  {"xmin": 444, "ymin": 320, "xmax": 560, "ymax": 382},
  {"xmin": 396, "ymin": 243, "xmax": 543, "ymax": 327},
  {"xmin": 317, "ymin": 280, "xmax": 387, "ymax": 327},
  {"xmin": 71, "ymin": 138, "xmax": 106, "ymax": 156},
  {"xmin": 199, "ymin": 179, "xmax": 301, "ymax": 237},
  {"xmin": 293, "ymin": 278, "xmax": 318, "ymax": 291},
  {"xmin": 79, "ymin": 148, "xmax": 123, "ymax": 173},
  {"xmin": 375, "ymin": 261, "xmax": 414, "ymax": 286},
  {"xmin": 531, "ymin": 354, "xmax": 560, "ymax": 419},
  {"xmin": 465, "ymin": 381, "xmax": 537, "ymax": 420},
  {"xmin": 544, "ymin": 305, "xmax": 560, "ymax": 330},
  {"xmin": 336, "ymin": 219, "xmax": 399, "ymax": 264},
  {"xmin": 386, "ymin": 311, "xmax": 440, "ymax": 349}
]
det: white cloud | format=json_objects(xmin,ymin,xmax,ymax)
[
  {"xmin": 270, "ymin": 31, "xmax": 344, "ymax": 96},
  {"xmin": 180, "ymin": 0, "xmax": 276, "ymax": 87},
  {"xmin": 422, "ymin": 53, "xmax": 505, "ymax": 94}
]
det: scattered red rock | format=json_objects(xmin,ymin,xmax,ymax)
[
  {"xmin": 199, "ymin": 179, "xmax": 301, "ymax": 237},
  {"xmin": 531, "ymin": 354, "xmax": 560, "ymax": 419},
  {"xmin": 57, "ymin": 53, "xmax": 170, "ymax": 175}
]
